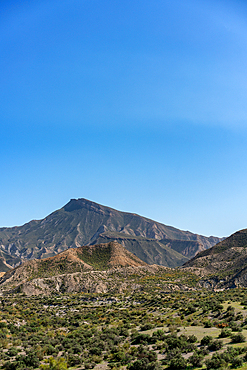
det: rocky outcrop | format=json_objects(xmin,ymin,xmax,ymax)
[{"xmin": 0, "ymin": 263, "xmax": 167, "ymax": 297}]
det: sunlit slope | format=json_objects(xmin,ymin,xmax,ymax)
[
  {"xmin": 183, "ymin": 228, "xmax": 247, "ymax": 289},
  {"xmin": 0, "ymin": 198, "xmax": 222, "ymax": 270},
  {"xmin": 0, "ymin": 242, "xmax": 199, "ymax": 296}
]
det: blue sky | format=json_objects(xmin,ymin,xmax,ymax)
[{"xmin": 1, "ymin": 0, "xmax": 247, "ymax": 237}]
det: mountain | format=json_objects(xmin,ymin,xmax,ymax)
[
  {"xmin": 0, "ymin": 241, "xmax": 200, "ymax": 296},
  {"xmin": 0, "ymin": 241, "xmax": 147, "ymax": 282},
  {"xmin": 0, "ymin": 198, "xmax": 223, "ymax": 271},
  {"xmin": 182, "ymin": 228, "xmax": 247, "ymax": 289},
  {"xmin": 0, "ymin": 241, "xmax": 163, "ymax": 296},
  {"xmin": 0, "ymin": 250, "xmax": 22, "ymax": 272}
]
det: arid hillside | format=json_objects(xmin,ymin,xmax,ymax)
[
  {"xmin": 0, "ymin": 198, "xmax": 223, "ymax": 270},
  {"xmin": 0, "ymin": 241, "xmax": 200, "ymax": 296},
  {"xmin": 182, "ymin": 228, "xmax": 247, "ymax": 289}
]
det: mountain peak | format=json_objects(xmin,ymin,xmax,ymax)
[
  {"xmin": 63, "ymin": 198, "xmax": 99, "ymax": 212},
  {"xmin": 0, "ymin": 198, "xmax": 223, "ymax": 271}
]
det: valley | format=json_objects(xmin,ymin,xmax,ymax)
[
  {"xmin": 1, "ymin": 286, "xmax": 247, "ymax": 369},
  {"xmin": 1, "ymin": 199, "xmax": 247, "ymax": 369}
]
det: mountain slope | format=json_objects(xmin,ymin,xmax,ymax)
[
  {"xmin": 92, "ymin": 232, "xmax": 189, "ymax": 267},
  {"xmin": 0, "ymin": 242, "xmax": 151, "ymax": 295},
  {"xmin": 0, "ymin": 242, "xmax": 200, "ymax": 296},
  {"xmin": 182, "ymin": 228, "xmax": 247, "ymax": 289},
  {"xmin": 0, "ymin": 250, "xmax": 22, "ymax": 272},
  {"xmin": 0, "ymin": 198, "xmax": 222, "ymax": 270},
  {"xmin": 0, "ymin": 241, "xmax": 147, "ymax": 283}
]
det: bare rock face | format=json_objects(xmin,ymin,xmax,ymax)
[
  {"xmin": 11, "ymin": 262, "xmax": 193, "ymax": 297},
  {"xmin": 20, "ymin": 273, "xmax": 110, "ymax": 296},
  {"xmin": 0, "ymin": 198, "xmax": 223, "ymax": 270},
  {"xmin": 2, "ymin": 265, "xmax": 169, "ymax": 297}
]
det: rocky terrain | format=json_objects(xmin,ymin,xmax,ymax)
[
  {"xmin": 0, "ymin": 198, "xmax": 223, "ymax": 271},
  {"xmin": 0, "ymin": 241, "xmax": 147, "ymax": 294},
  {"xmin": 2, "ymin": 224, "xmax": 247, "ymax": 296},
  {"xmin": 182, "ymin": 228, "xmax": 247, "ymax": 289},
  {"xmin": 1, "ymin": 264, "xmax": 170, "ymax": 297},
  {"xmin": 0, "ymin": 241, "xmax": 199, "ymax": 296}
]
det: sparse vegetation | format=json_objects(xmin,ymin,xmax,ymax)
[
  {"xmin": 0, "ymin": 287, "xmax": 246, "ymax": 369},
  {"xmin": 2, "ymin": 203, "xmax": 247, "ymax": 370}
]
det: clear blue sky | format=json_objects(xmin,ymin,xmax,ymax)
[{"xmin": 1, "ymin": 0, "xmax": 247, "ymax": 237}]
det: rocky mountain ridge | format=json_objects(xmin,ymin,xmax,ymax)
[{"xmin": 0, "ymin": 198, "xmax": 223, "ymax": 271}]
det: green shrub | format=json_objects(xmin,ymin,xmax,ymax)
[
  {"xmin": 131, "ymin": 333, "xmax": 151, "ymax": 345},
  {"xmin": 231, "ymin": 333, "xmax": 246, "ymax": 343},
  {"xmin": 188, "ymin": 334, "xmax": 197, "ymax": 343},
  {"xmin": 40, "ymin": 357, "xmax": 67, "ymax": 370},
  {"xmin": 219, "ymin": 327, "xmax": 231, "ymax": 338},
  {"xmin": 208, "ymin": 340, "xmax": 223, "ymax": 351},
  {"xmin": 205, "ymin": 353, "xmax": 227, "ymax": 370},
  {"xmin": 231, "ymin": 357, "xmax": 243, "ymax": 368},
  {"xmin": 140, "ymin": 323, "xmax": 154, "ymax": 331},
  {"xmin": 7, "ymin": 347, "xmax": 19, "ymax": 357},
  {"xmin": 201, "ymin": 335, "xmax": 213, "ymax": 346},
  {"xmin": 188, "ymin": 352, "xmax": 204, "ymax": 368},
  {"xmin": 169, "ymin": 354, "xmax": 187, "ymax": 370}
]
